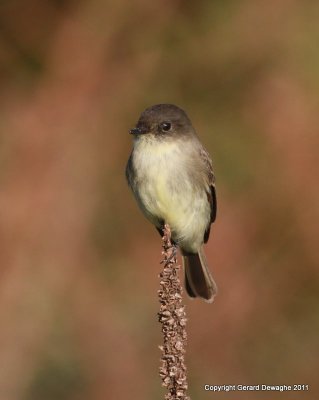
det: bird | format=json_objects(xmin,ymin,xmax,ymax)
[{"xmin": 126, "ymin": 104, "xmax": 217, "ymax": 302}]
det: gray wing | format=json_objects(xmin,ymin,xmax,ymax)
[
  {"xmin": 125, "ymin": 152, "xmax": 135, "ymax": 189},
  {"xmin": 200, "ymin": 148, "xmax": 217, "ymax": 243}
]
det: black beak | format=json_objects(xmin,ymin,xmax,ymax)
[{"xmin": 129, "ymin": 126, "xmax": 148, "ymax": 135}]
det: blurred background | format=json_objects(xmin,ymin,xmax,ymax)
[{"xmin": 0, "ymin": 0, "xmax": 318, "ymax": 399}]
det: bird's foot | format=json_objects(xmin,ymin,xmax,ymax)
[{"xmin": 161, "ymin": 224, "xmax": 178, "ymax": 264}]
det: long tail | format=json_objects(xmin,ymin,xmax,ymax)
[{"xmin": 182, "ymin": 247, "xmax": 217, "ymax": 303}]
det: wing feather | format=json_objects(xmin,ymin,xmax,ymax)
[{"xmin": 200, "ymin": 148, "xmax": 217, "ymax": 243}]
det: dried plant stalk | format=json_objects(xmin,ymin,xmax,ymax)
[{"xmin": 158, "ymin": 224, "xmax": 190, "ymax": 400}]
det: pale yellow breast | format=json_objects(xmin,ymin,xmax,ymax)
[
  {"xmin": 134, "ymin": 137, "xmax": 183, "ymax": 216},
  {"xmin": 132, "ymin": 135, "xmax": 210, "ymax": 252}
]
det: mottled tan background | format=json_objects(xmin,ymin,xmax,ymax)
[{"xmin": 0, "ymin": 1, "xmax": 318, "ymax": 399}]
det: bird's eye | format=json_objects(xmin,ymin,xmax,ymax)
[{"xmin": 160, "ymin": 122, "xmax": 172, "ymax": 132}]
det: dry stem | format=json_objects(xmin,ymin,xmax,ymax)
[{"xmin": 158, "ymin": 224, "xmax": 190, "ymax": 400}]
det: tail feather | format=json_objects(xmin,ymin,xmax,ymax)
[{"xmin": 182, "ymin": 247, "xmax": 217, "ymax": 303}]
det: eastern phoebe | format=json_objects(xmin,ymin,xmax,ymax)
[{"xmin": 126, "ymin": 104, "xmax": 217, "ymax": 302}]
